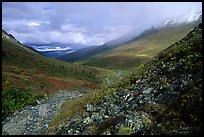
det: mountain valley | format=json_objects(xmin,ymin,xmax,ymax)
[
  {"xmin": 2, "ymin": 11, "xmax": 202, "ymax": 135},
  {"xmin": 56, "ymin": 17, "xmax": 201, "ymax": 71}
]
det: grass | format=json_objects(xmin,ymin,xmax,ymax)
[
  {"xmin": 42, "ymin": 69, "xmax": 131, "ymax": 134},
  {"xmin": 77, "ymin": 22, "xmax": 197, "ymax": 71},
  {"xmin": 128, "ymin": 53, "xmax": 151, "ymax": 57},
  {"xmin": 42, "ymin": 87, "xmax": 117, "ymax": 134},
  {"xmin": 133, "ymin": 24, "xmax": 202, "ymax": 133},
  {"xmin": 44, "ymin": 23, "xmax": 202, "ymax": 134},
  {"xmin": 118, "ymin": 127, "xmax": 133, "ymax": 135},
  {"xmin": 2, "ymin": 36, "xmax": 112, "ymax": 119},
  {"xmin": 2, "ymin": 22, "xmax": 201, "ymax": 134},
  {"xmin": 80, "ymin": 55, "xmax": 152, "ymax": 71},
  {"xmin": 2, "ymin": 37, "xmax": 107, "ymax": 82}
]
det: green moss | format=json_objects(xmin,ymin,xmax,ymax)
[
  {"xmin": 118, "ymin": 127, "xmax": 133, "ymax": 135},
  {"xmin": 171, "ymin": 56, "xmax": 176, "ymax": 61},
  {"xmin": 143, "ymin": 117, "xmax": 152, "ymax": 128},
  {"xmin": 139, "ymin": 63, "xmax": 145, "ymax": 70},
  {"xmin": 102, "ymin": 128, "xmax": 111, "ymax": 135},
  {"xmin": 159, "ymin": 78, "xmax": 168, "ymax": 86}
]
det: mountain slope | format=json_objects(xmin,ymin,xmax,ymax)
[
  {"xmin": 2, "ymin": 30, "xmax": 21, "ymax": 44},
  {"xmin": 47, "ymin": 23, "xmax": 202, "ymax": 135},
  {"xmin": 56, "ymin": 40, "xmax": 129, "ymax": 63},
  {"xmin": 2, "ymin": 30, "xmax": 109, "ymax": 119},
  {"xmin": 57, "ymin": 18, "xmax": 201, "ymax": 71},
  {"xmin": 2, "ymin": 30, "xmax": 43, "ymax": 55},
  {"xmin": 79, "ymin": 20, "xmax": 201, "ymax": 70},
  {"xmin": 56, "ymin": 46, "xmax": 98, "ymax": 62},
  {"xmin": 56, "ymin": 28, "xmax": 143, "ymax": 62}
]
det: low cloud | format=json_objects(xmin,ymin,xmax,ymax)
[
  {"xmin": 9, "ymin": 24, "xmax": 116, "ymax": 45},
  {"xmin": 2, "ymin": 2, "xmax": 202, "ymax": 46}
]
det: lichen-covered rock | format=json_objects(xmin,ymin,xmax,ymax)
[
  {"xmin": 118, "ymin": 127, "xmax": 133, "ymax": 135},
  {"xmin": 53, "ymin": 23, "xmax": 202, "ymax": 135}
]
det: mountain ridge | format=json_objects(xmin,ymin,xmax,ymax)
[
  {"xmin": 44, "ymin": 22, "xmax": 202, "ymax": 135},
  {"xmin": 2, "ymin": 29, "xmax": 110, "ymax": 120},
  {"xmin": 56, "ymin": 16, "xmax": 201, "ymax": 66}
]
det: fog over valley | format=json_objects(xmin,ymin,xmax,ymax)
[
  {"xmin": 2, "ymin": 2, "xmax": 201, "ymax": 51},
  {"xmin": 2, "ymin": 2, "xmax": 202, "ymax": 135}
]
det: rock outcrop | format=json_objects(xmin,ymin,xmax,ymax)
[{"xmin": 53, "ymin": 23, "xmax": 202, "ymax": 135}]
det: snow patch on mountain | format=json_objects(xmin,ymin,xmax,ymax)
[
  {"xmin": 186, "ymin": 10, "xmax": 202, "ymax": 22},
  {"xmin": 158, "ymin": 10, "xmax": 202, "ymax": 28}
]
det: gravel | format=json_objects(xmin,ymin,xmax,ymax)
[{"xmin": 2, "ymin": 90, "xmax": 86, "ymax": 135}]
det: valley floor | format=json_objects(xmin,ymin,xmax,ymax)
[
  {"xmin": 2, "ymin": 23, "xmax": 202, "ymax": 135},
  {"xmin": 2, "ymin": 69, "xmax": 129, "ymax": 135}
]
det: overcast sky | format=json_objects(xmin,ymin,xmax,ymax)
[{"xmin": 2, "ymin": 2, "xmax": 202, "ymax": 46}]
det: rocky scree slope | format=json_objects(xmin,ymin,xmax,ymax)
[
  {"xmin": 46, "ymin": 23, "xmax": 202, "ymax": 135},
  {"xmin": 2, "ymin": 90, "xmax": 87, "ymax": 135}
]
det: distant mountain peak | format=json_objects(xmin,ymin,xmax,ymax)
[
  {"xmin": 186, "ymin": 10, "xmax": 202, "ymax": 22},
  {"xmin": 157, "ymin": 10, "xmax": 202, "ymax": 28}
]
